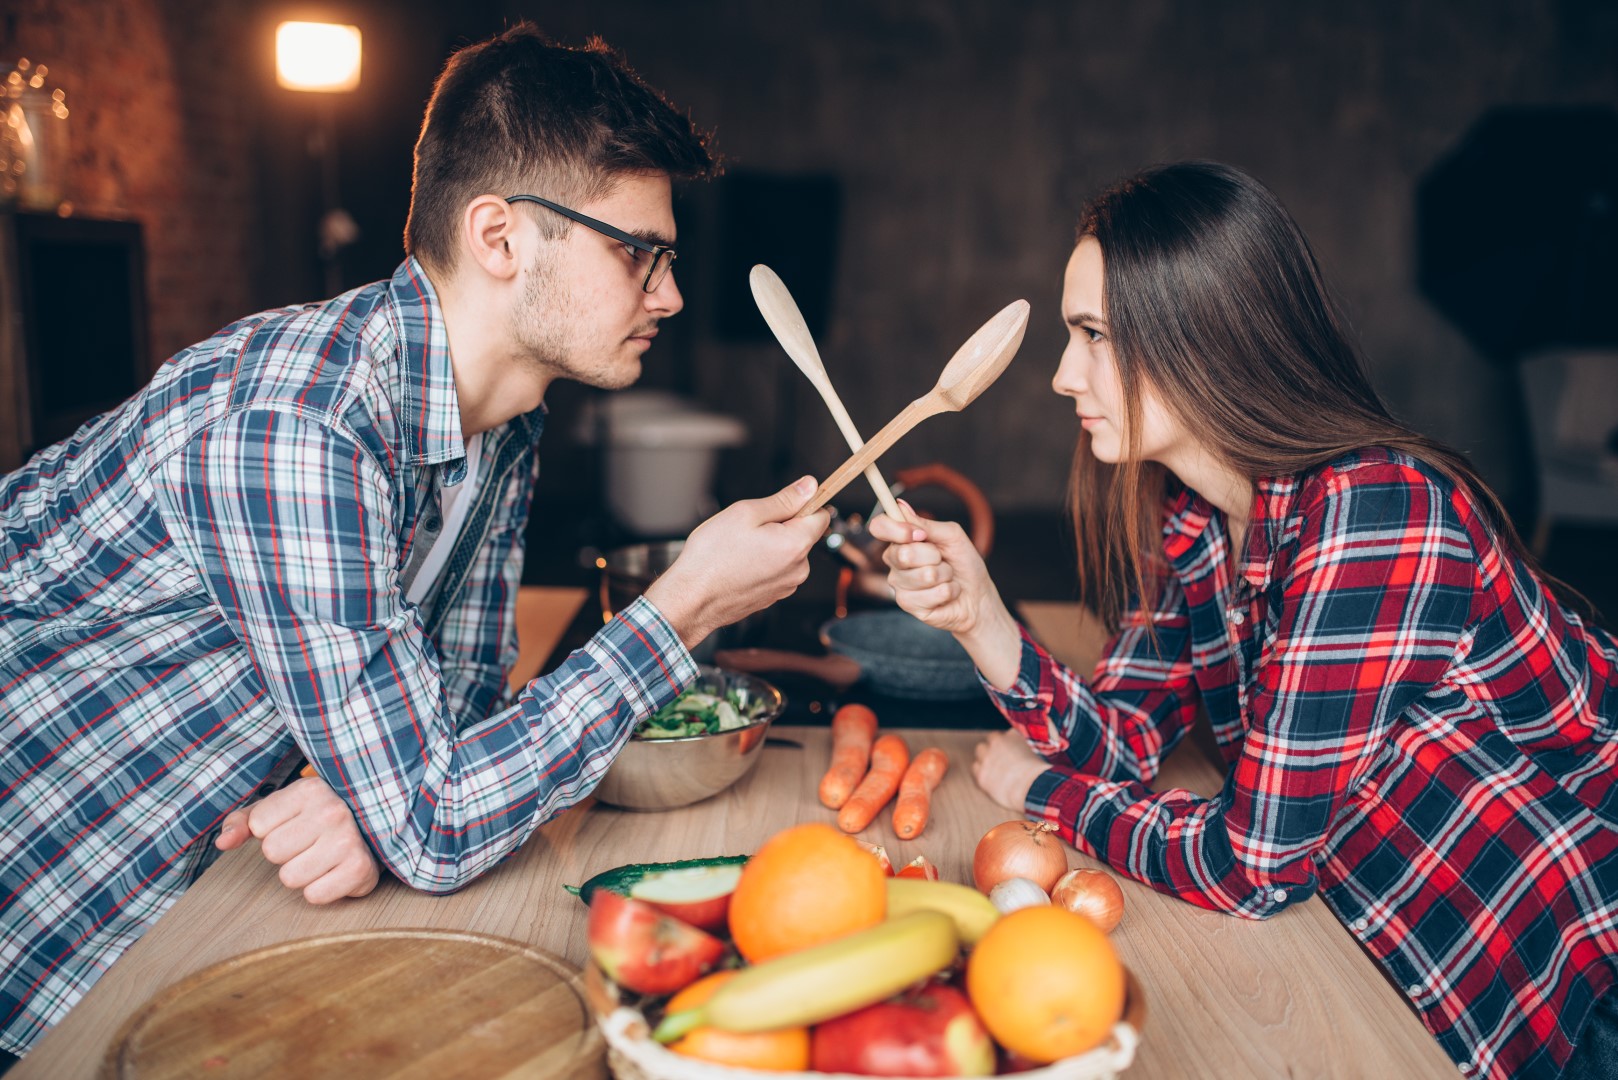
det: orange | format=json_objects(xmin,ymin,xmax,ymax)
[
  {"xmin": 728, "ymin": 822, "xmax": 886, "ymax": 963},
  {"xmin": 666, "ymin": 971, "xmax": 811, "ymax": 1071},
  {"xmin": 965, "ymin": 905, "xmax": 1125, "ymax": 1063}
]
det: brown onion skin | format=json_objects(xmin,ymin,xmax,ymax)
[
  {"xmin": 973, "ymin": 820, "xmax": 1068, "ymax": 894},
  {"xmin": 1051, "ymin": 868, "xmax": 1125, "ymax": 933}
]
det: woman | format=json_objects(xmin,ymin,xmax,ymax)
[{"xmin": 870, "ymin": 161, "xmax": 1618, "ymax": 1080}]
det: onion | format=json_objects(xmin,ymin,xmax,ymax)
[
  {"xmin": 988, "ymin": 877, "xmax": 1051, "ymax": 914},
  {"xmin": 1051, "ymin": 868, "xmax": 1125, "ymax": 933},
  {"xmin": 973, "ymin": 820, "xmax": 1068, "ymax": 894}
]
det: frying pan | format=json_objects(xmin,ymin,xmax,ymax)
[{"xmin": 714, "ymin": 609, "xmax": 983, "ymax": 702}]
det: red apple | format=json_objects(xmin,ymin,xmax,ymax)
[
  {"xmin": 587, "ymin": 890, "xmax": 724, "ymax": 995},
  {"xmin": 810, "ymin": 983, "xmax": 995, "ymax": 1076},
  {"xmin": 627, "ymin": 862, "xmax": 743, "ymax": 932}
]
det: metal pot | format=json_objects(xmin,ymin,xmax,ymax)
[
  {"xmin": 593, "ymin": 539, "xmax": 764, "ymax": 662},
  {"xmin": 715, "ymin": 609, "xmax": 982, "ymax": 702}
]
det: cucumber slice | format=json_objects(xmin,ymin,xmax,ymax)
[
  {"xmin": 564, "ymin": 854, "xmax": 750, "ymax": 906},
  {"xmin": 628, "ymin": 862, "xmax": 744, "ymax": 904}
]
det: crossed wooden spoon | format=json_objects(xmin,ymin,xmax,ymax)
[{"xmin": 748, "ymin": 264, "xmax": 1030, "ymax": 521}]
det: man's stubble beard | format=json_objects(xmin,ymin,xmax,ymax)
[{"xmin": 515, "ymin": 252, "xmax": 641, "ymax": 391}]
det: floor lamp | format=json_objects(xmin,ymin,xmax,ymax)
[{"xmin": 275, "ymin": 21, "xmax": 362, "ymax": 297}]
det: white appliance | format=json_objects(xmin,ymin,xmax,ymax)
[{"xmin": 576, "ymin": 390, "xmax": 748, "ymax": 536}]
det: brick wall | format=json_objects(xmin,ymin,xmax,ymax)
[{"xmin": 5, "ymin": 0, "xmax": 259, "ymax": 367}]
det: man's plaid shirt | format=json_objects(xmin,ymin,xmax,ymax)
[
  {"xmin": 986, "ymin": 449, "xmax": 1618, "ymax": 1079},
  {"xmin": 0, "ymin": 259, "xmax": 695, "ymax": 1053}
]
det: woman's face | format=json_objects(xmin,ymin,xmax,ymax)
[{"xmin": 1052, "ymin": 238, "xmax": 1181, "ymax": 465}]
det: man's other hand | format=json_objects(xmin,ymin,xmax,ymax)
[
  {"xmin": 216, "ymin": 775, "xmax": 381, "ymax": 904},
  {"xmin": 645, "ymin": 475, "xmax": 830, "ymax": 647}
]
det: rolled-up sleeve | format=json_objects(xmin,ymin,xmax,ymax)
[
  {"xmin": 157, "ymin": 407, "xmax": 694, "ymax": 892},
  {"xmin": 982, "ymin": 576, "xmax": 1201, "ymax": 785}
]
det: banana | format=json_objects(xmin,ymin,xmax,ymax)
[
  {"xmin": 885, "ymin": 876, "xmax": 1000, "ymax": 945},
  {"xmin": 653, "ymin": 911, "xmax": 959, "ymax": 1039}
]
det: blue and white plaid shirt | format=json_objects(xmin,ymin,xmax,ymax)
[{"xmin": 0, "ymin": 258, "xmax": 696, "ymax": 1053}]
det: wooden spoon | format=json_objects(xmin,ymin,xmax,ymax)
[
  {"xmin": 750, "ymin": 264, "xmax": 907, "ymax": 521},
  {"xmin": 798, "ymin": 298, "xmax": 1030, "ymax": 517}
]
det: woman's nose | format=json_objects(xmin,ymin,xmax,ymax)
[{"xmin": 1051, "ymin": 348, "xmax": 1086, "ymax": 397}]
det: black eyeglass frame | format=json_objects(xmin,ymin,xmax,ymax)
[{"xmin": 505, "ymin": 194, "xmax": 677, "ymax": 293}]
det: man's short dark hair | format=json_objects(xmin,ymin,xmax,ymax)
[{"xmin": 404, "ymin": 23, "xmax": 716, "ymax": 275}]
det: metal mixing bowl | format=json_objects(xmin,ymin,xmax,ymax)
[{"xmin": 592, "ymin": 667, "xmax": 786, "ymax": 811}]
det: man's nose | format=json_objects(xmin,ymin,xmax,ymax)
[{"xmin": 647, "ymin": 272, "xmax": 683, "ymax": 317}]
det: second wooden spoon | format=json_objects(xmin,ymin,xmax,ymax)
[
  {"xmin": 798, "ymin": 298, "xmax": 1030, "ymax": 517},
  {"xmin": 750, "ymin": 265, "xmax": 906, "ymax": 522}
]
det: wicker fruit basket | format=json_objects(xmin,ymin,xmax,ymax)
[{"xmin": 583, "ymin": 962, "xmax": 1146, "ymax": 1080}]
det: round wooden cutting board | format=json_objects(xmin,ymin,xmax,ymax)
[{"xmin": 102, "ymin": 929, "xmax": 605, "ymax": 1079}]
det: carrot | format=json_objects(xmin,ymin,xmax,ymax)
[
  {"xmin": 891, "ymin": 747, "xmax": 949, "ymax": 839},
  {"xmin": 818, "ymin": 704, "xmax": 879, "ymax": 810},
  {"xmin": 836, "ymin": 734, "xmax": 910, "ymax": 834}
]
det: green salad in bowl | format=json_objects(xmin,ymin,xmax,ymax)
[
  {"xmin": 633, "ymin": 685, "xmax": 774, "ymax": 739},
  {"xmin": 598, "ymin": 668, "xmax": 786, "ymax": 810}
]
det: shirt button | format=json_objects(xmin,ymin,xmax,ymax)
[
  {"xmin": 1227, "ymin": 609, "xmax": 1245, "ymax": 625},
  {"xmin": 1271, "ymin": 888, "xmax": 1287, "ymax": 903},
  {"xmin": 1459, "ymin": 1065, "xmax": 1473, "ymax": 1075},
  {"xmin": 1352, "ymin": 918, "xmax": 1369, "ymax": 932},
  {"xmin": 1406, "ymin": 984, "xmax": 1422, "ymax": 997}
]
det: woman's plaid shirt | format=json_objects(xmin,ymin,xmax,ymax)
[
  {"xmin": 986, "ymin": 449, "xmax": 1618, "ymax": 1079},
  {"xmin": 0, "ymin": 259, "xmax": 695, "ymax": 1053}
]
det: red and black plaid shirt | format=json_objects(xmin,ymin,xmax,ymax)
[{"xmin": 986, "ymin": 448, "xmax": 1618, "ymax": 1079}]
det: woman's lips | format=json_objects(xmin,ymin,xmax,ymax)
[{"xmin": 1079, "ymin": 415, "xmax": 1103, "ymax": 429}]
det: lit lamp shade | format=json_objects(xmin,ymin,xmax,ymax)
[{"xmin": 276, "ymin": 21, "xmax": 362, "ymax": 93}]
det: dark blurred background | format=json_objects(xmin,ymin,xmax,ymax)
[{"xmin": 3, "ymin": 0, "xmax": 1616, "ymax": 623}]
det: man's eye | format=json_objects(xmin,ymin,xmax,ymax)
[{"xmin": 622, "ymin": 243, "xmax": 647, "ymax": 261}]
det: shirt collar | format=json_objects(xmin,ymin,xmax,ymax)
[
  {"xmin": 1162, "ymin": 472, "xmax": 1301, "ymax": 592},
  {"xmin": 1242, "ymin": 473, "xmax": 1299, "ymax": 590},
  {"xmin": 1162, "ymin": 484, "xmax": 1211, "ymax": 564},
  {"xmin": 387, "ymin": 257, "xmax": 466, "ymax": 468}
]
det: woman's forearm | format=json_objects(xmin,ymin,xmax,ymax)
[{"xmin": 955, "ymin": 594, "xmax": 1025, "ymax": 690}]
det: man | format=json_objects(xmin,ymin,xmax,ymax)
[{"xmin": 0, "ymin": 24, "xmax": 828, "ymax": 1060}]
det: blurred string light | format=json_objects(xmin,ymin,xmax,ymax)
[{"xmin": 1, "ymin": 58, "xmax": 71, "ymax": 212}]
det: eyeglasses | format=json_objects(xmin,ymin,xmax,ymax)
[{"xmin": 505, "ymin": 194, "xmax": 677, "ymax": 293}]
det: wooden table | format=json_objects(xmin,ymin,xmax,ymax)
[{"xmin": 14, "ymin": 590, "xmax": 1457, "ymax": 1078}]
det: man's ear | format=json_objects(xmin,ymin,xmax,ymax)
[{"xmin": 461, "ymin": 195, "xmax": 524, "ymax": 282}]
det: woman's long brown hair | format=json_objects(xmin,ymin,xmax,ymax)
[{"xmin": 1070, "ymin": 161, "xmax": 1552, "ymax": 633}]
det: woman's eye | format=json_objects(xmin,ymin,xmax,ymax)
[{"xmin": 1083, "ymin": 326, "xmax": 1105, "ymax": 343}]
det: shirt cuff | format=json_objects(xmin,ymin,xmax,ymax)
[
  {"xmin": 978, "ymin": 624, "xmax": 1049, "ymax": 712},
  {"xmin": 1025, "ymin": 767, "xmax": 1069, "ymax": 815},
  {"xmin": 584, "ymin": 594, "xmax": 699, "ymax": 720}
]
